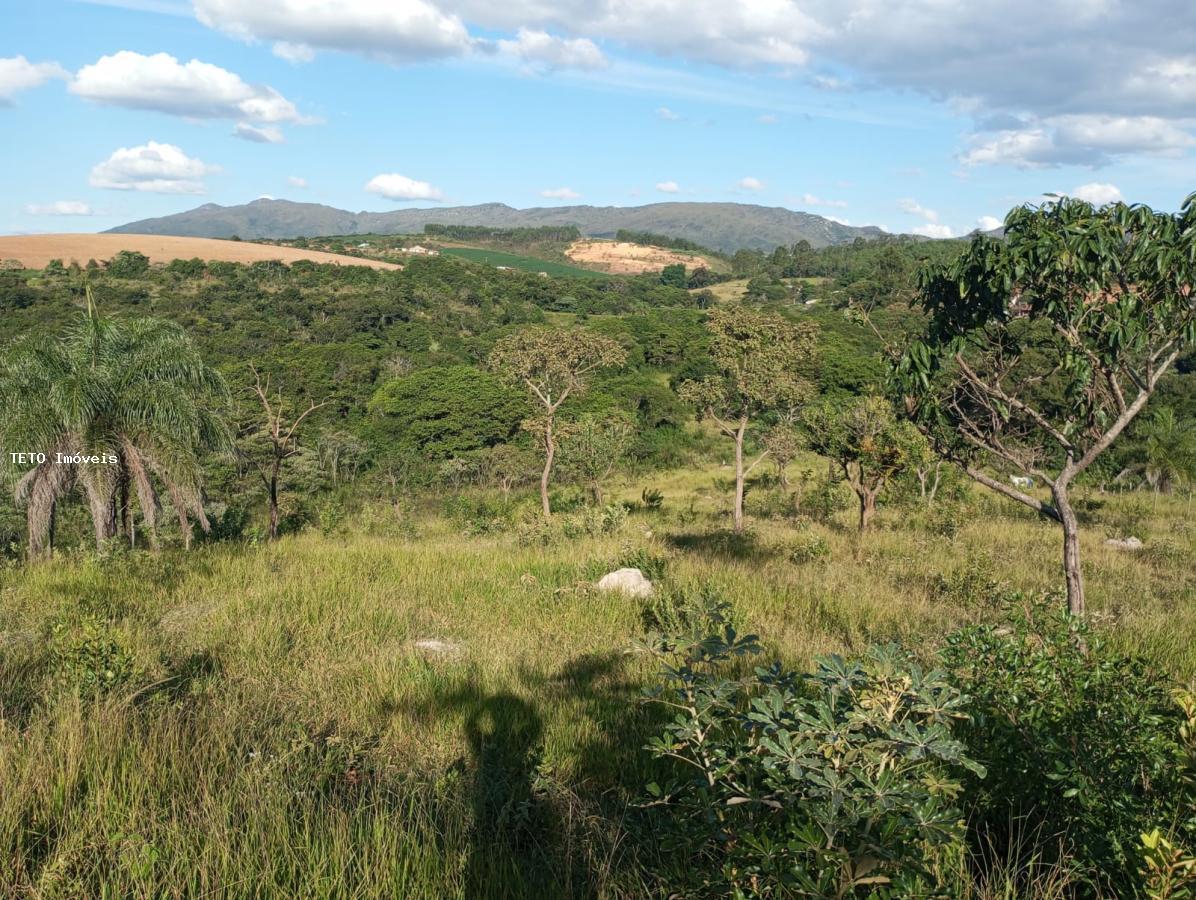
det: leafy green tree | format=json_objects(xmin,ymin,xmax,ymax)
[
  {"xmin": 897, "ymin": 195, "xmax": 1196, "ymax": 614},
  {"xmin": 0, "ymin": 290, "xmax": 229, "ymax": 557},
  {"xmin": 679, "ymin": 308, "xmax": 818, "ymax": 532},
  {"xmin": 367, "ymin": 365, "xmax": 527, "ymax": 460},
  {"xmin": 803, "ymin": 396, "xmax": 923, "ymax": 530},
  {"xmin": 559, "ymin": 411, "xmax": 635, "ymax": 504},
  {"xmin": 106, "ymin": 250, "xmax": 151, "ymax": 278},
  {"xmin": 488, "ymin": 328, "xmax": 626, "ymax": 517},
  {"xmin": 660, "ymin": 263, "xmax": 687, "ymax": 288}
]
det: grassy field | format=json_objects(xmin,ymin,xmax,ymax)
[
  {"xmin": 1, "ymin": 457, "xmax": 1193, "ymax": 896},
  {"xmin": 440, "ymin": 247, "xmax": 608, "ymax": 279}
]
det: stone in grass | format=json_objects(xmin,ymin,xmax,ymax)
[
  {"xmin": 1104, "ymin": 536, "xmax": 1144, "ymax": 551},
  {"xmin": 596, "ymin": 567, "xmax": 654, "ymax": 598},
  {"xmin": 413, "ymin": 638, "xmax": 462, "ymax": 654}
]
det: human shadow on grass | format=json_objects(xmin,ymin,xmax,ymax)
[{"xmin": 399, "ymin": 650, "xmax": 666, "ymax": 898}]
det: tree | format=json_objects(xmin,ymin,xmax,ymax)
[
  {"xmin": 660, "ymin": 263, "xmax": 687, "ymax": 288},
  {"xmin": 761, "ymin": 424, "xmax": 802, "ymax": 486},
  {"xmin": 559, "ymin": 411, "xmax": 635, "ymax": 504},
  {"xmin": 366, "ymin": 365, "xmax": 526, "ymax": 460},
  {"xmin": 803, "ymin": 396, "xmax": 922, "ymax": 530},
  {"xmin": 678, "ymin": 308, "xmax": 818, "ymax": 532},
  {"xmin": 1121, "ymin": 406, "xmax": 1196, "ymax": 494},
  {"xmin": 488, "ymin": 328, "xmax": 626, "ymax": 517},
  {"xmin": 898, "ymin": 195, "xmax": 1196, "ymax": 615},
  {"xmin": 247, "ymin": 366, "xmax": 328, "ymax": 541},
  {"xmin": 0, "ymin": 289, "xmax": 229, "ymax": 557}
]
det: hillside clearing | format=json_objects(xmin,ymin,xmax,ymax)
[
  {"xmin": 566, "ymin": 239, "xmax": 713, "ymax": 275},
  {"xmin": 0, "ymin": 233, "xmax": 402, "ymax": 270}
]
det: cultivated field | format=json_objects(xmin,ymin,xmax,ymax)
[
  {"xmin": 566, "ymin": 239, "xmax": 713, "ymax": 275},
  {"xmin": 0, "ymin": 234, "xmax": 403, "ymax": 270},
  {"xmin": 440, "ymin": 247, "xmax": 606, "ymax": 278}
]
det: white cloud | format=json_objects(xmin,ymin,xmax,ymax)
[
  {"xmin": 365, "ymin": 172, "xmax": 444, "ymax": 201},
  {"xmin": 234, "ymin": 122, "xmax": 285, "ymax": 143},
  {"xmin": 656, "ymin": 106, "xmax": 681, "ymax": 121},
  {"xmin": 498, "ymin": 28, "xmax": 606, "ymax": 70},
  {"xmin": 962, "ymin": 114, "xmax": 1195, "ymax": 169},
  {"xmin": 1068, "ymin": 182, "xmax": 1123, "ymax": 205},
  {"xmin": 655, "ymin": 180, "xmax": 680, "ymax": 193},
  {"xmin": 758, "ymin": 113, "xmax": 778, "ymax": 124},
  {"xmin": 825, "ymin": 215, "xmax": 851, "ymax": 226},
  {"xmin": 912, "ymin": 224, "xmax": 954, "ymax": 239},
  {"xmin": 272, "ymin": 41, "xmax": 316, "ymax": 63},
  {"xmin": 23, "ymin": 201, "xmax": 94, "ymax": 216},
  {"xmin": 0, "ymin": 56, "xmax": 67, "ymax": 104},
  {"xmin": 90, "ymin": 141, "xmax": 218, "ymax": 194},
  {"xmin": 71, "ymin": 51, "xmax": 310, "ymax": 128},
  {"xmin": 287, "ymin": 175, "xmax": 308, "ymax": 188},
  {"xmin": 898, "ymin": 198, "xmax": 939, "ymax": 222},
  {"xmin": 194, "ymin": 0, "xmax": 472, "ymax": 65},
  {"xmin": 540, "ymin": 187, "xmax": 581, "ymax": 199},
  {"xmin": 976, "ymin": 215, "xmax": 1002, "ymax": 231},
  {"xmin": 738, "ymin": 176, "xmax": 764, "ymax": 191},
  {"xmin": 799, "ymin": 193, "xmax": 847, "ymax": 209}
]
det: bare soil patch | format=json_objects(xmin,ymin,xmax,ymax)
[
  {"xmin": 0, "ymin": 234, "xmax": 402, "ymax": 270},
  {"xmin": 565, "ymin": 239, "xmax": 710, "ymax": 275}
]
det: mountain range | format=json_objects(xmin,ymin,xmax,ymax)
[{"xmin": 106, "ymin": 199, "xmax": 894, "ymax": 253}]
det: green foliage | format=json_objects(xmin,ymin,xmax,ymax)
[
  {"xmin": 943, "ymin": 599, "xmax": 1191, "ymax": 893},
  {"xmin": 367, "ymin": 365, "xmax": 527, "ymax": 460},
  {"xmin": 106, "ymin": 251, "xmax": 151, "ymax": 278},
  {"xmin": 642, "ymin": 619, "xmax": 983, "ymax": 896},
  {"xmin": 49, "ymin": 616, "xmax": 139, "ymax": 698},
  {"xmin": 659, "ymin": 263, "xmax": 687, "ymax": 289},
  {"xmin": 787, "ymin": 531, "xmax": 830, "ymax": 564}
]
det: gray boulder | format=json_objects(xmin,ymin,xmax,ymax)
[{"xmin": 1104, "ymin": 536, "xmax": 1144, "ymax": 551}]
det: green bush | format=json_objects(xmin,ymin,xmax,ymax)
[
  {"xmin": 943, "ymin": 599, "xmax": 1190, "ymax": 893},
  {"xmin": 49, "ymin": 616, "xmax": 139, "ymax": 698},
  {"xmin": 787, "ymin": 532, "xmax": 830, "ymax": 564},
  {"xmin": 641, "ymin": 616, "xmax": 983, "ymax": 896}
]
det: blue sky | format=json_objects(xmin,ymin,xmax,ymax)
[{"xmin": 2, "ymin": 0, "xmax": 1193, "ymax": 237}]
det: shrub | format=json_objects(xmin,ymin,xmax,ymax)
[
  {"xmin": 641, "ymin": 615, "xmax": 984, "ymax": 897},
  {"xmin": 640, "ymin": 487, "xmax": 664, "ymax": 511},
  {"xmin": 49, "ymin": 616, "xmax": 139, "ymax": 698},
  {"xmin": 787, "ymin": 532, "xmax": 830, "ymax": 565},
  {"xmin": 943, "ymin": 598, "xmax": 1189, "ymax": 893}
]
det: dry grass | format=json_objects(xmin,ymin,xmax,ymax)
[{"xmin": 0, "ymin": 234, "xmax": 402, "ymax": 271}]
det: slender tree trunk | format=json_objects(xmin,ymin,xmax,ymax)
[
  {"xmin": 1052, "ymin": 483, "xmax": 1085, "ymax": 616},
  {"xmin": 733, "ymin": 422, "xmax": 747, "ymax": 533},
  {"xmin": 268, "ymin": 466, "xmax": 281, "ymax": 541},
  {"xmin": 858, "ymin": 488, "xmax": 876, "ymax": 531},
  {"xmin": 540, "ymin": 415, "xmax": 555, "ymax": 519},
  {"xmin": 591, "ymin": 481, "xmax": 604, "ymax": 506}
]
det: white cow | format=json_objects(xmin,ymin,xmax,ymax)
[{"xmin": 1010, "ymin": 475, "xmax": 1034, "ymax": 489}]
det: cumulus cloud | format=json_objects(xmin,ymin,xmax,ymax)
[
  {"xmin": 976, "ymin": 215, "xmax": 1002, "ymax": 231},
  {"xmin": 898, "ymin": 198, "xmax": 939, "ymax": 222},
  {"xmin": 961, "ymin": 114, "xmax": 1195, "ymax": 168},
  {"xmin": 184, "ymin": 0, "xmax": 1196, "ymax": 169},
  {"xmin": 194, "ymin": 0, "xmax": 472, "ymax": 65},
  {"xmin": 1068, "ymin": 182, "xmax": 1123, "ymax": 205},
  {"xmin": 71, "ymin": 51, "xmax": 310, "ymax": 130},
  {"xmin": 90, "ymin": 141, "xmax": 218, "ymax": 193},
  {"xmin": 499, "ymin": 29, "xmax": 606, "ymax": 70},
  {"xmin": 655, "ymin": 180, "xmax": 680, "ymax": 193},
  {"xmin": 0, "ymin": 56, "xmax": 67, "ymax": 104},
  {"xmin": 540, "ymin": 186, "xmax": 580, "ymax": 199},
  {"xmin": 912, "ymin": 224, "xmax": 954, "ymax": 239},
  {"xmin": 234, "ymin": 122, "xmax": 284, "ymax": 143},
  {"xmin": 798, "ymin": 193, "xmax": 847, "ymax": 209},
  {"xmin": 288, "ymin": 175, "xmax": 308, "ymax": 188},
  {"xmin": 23, "ymin": 201, "xmax": 94, "ymax": 216},
  {"xmin": 365, "ymin": 172, "xmax": 444, "ymax": 201},
  {"xmin": 738, "ymin": 176, "xmax": 764, "ymax": 191}
]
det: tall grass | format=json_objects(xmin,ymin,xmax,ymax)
[{"xmin": 1, "ymin": 458, "xmax": 1193, "ymax": 895}]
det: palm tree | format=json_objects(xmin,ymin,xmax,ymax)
[
  {"xmin": 1117, "ymin": 407, "xmax": 1196, "ymax": 496},
  {"xmin": 0, "ymin": 288, "xmax": 230, "ymax": 558}
]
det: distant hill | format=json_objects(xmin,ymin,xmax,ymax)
[{"xmin": 107, "ymin": 199, "xmax": 892, "ymax": 253}]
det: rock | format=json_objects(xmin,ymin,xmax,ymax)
[
  {"xmin": 596, "ymin": 567, "xmax": 654, "ymax": 598},
  {"xmin": 1104, "ymin": 536, "xmax": 1144, "ymax": 551},
  {"xmin": 413, "ymin": 638, "xmax": 461, "ymax": 654}
]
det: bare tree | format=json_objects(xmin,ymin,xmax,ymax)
[{"xmin": 247, "ymin": 366, "xmax": 328, "ymax": 541}]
